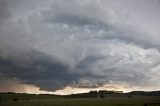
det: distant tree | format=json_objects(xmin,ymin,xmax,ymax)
[
  {"xmin": 99, "ymin": 90, "xmax": 106, "ymax": 98},
  {"xmin": 128, "ymin": 95, "xmax": 133, "ymax": 98},
  {"xmin": 89, "ymin": 91, "xmax": 98, "ymax": 97},
  {"xmin": 99, "ymin": 94, "xmax": 105, "ymax": 98},
  {"xmin": 7, "ymin": 92, "xmax": 15, "ymax": 94}
]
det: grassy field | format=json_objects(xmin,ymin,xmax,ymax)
[{"xmin": 0, "ymin": 93, "xmax": 160, "ymax": 106}]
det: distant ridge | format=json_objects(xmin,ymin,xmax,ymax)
[
  {"xmin": 65, "ymin": 90, "xmax": 160, "ymax": 98},
  {"xmin": 128, "ymin": 90, "xmax": 160, "ymax": 96}
]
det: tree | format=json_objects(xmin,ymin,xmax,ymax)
[
  {"xmin": 128, "ymin": 95, "xmax": 133, "ymax": 98},
  {"xmin": 13, "ymin": 97, "xmax": 18, "ymax": 102},
  {"xmin": 99, "ymin": 90, "xmax": 106, "ymax": 98}
]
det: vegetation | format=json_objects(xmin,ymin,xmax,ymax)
[
  {"xmin": 0, "ymin": 91, "xmax": 160, "ymax": 106},
  {"xmin": 65, "ymin": 90, "xmax": 123, "ymax": 98},
  {"xmin": 13, "ymin": 97, "xmax": 18, "ymax": 102}
]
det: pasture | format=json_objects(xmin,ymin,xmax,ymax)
[{"xmin": 0, "ymin": 93, "xmax": 160, "ymax": 106}]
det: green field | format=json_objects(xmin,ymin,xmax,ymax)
[{"xmin": 0, "ymin": 93, "xmax": 160, "ymax": 106}]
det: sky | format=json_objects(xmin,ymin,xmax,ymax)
[{"xmin": 0, "ymin": 0, "xmax": 160, "ymax": 95}]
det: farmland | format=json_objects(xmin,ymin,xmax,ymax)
[{"xmin": 0, "ymin": 93, "xmax": 160, "ymax": 106}]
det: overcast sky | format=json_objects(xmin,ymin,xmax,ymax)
[{"xmin": 0, "ymin": 0, "xmax": 160, "ymax": 94}]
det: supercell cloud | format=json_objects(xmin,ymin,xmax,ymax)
[{"xmin": 0, "ymin": 0, "xmax": 160, "ymax": 94}]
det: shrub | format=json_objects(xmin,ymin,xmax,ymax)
[
  {"xmin": 144, "ymin": 103, "xmax": 148, "ymax": 106},
  {"xmin": 13, "ymin": 97, "xmax": 18, "ymax": 101},
  {"xmin": 128, "ymin": 95, "xmax": 132, "ymax": 98},
  {"xmin": 99, "ymin": 93, "xmax": 105, "ymax": 98}
]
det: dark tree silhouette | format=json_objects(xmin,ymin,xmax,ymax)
[{"xmin": 13, "ymin": 97, "xmax": 18, "ymax": 102}]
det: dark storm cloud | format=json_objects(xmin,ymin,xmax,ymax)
[
  {"xmin": 0, "ymin": 0, "xmax": 160, "ymax": 92},
  {"xmin": 0, "ymin": 50, "xmax": 86, "ymax": 91}
]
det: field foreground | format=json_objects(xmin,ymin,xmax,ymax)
[{"xmin": 0, "ymin": 93, "xmax": 160, "ymax": 106}]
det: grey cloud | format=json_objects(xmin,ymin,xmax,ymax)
[
  {"xmin": 42, "ymin": 0, "xmax": 160, "ymax": 51},
  {"xmin": 0, "ymin": 0, "xmax": 160, "ymax": 92},
  {"xmin": 0, "ymin": 0, "xmax": 10, "ymax": 22},
  {"xmin": 47, "ymin": 14, "xmax": 98, "ymax": 26}
]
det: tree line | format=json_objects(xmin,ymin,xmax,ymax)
[{"xmin": 65, "ymin": 90, "xmax": 123, "ymax": 98}]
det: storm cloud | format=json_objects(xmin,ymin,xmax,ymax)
[{"xmin": 0, "ymin": 0, "xmax": 160, "ymax": 93}]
